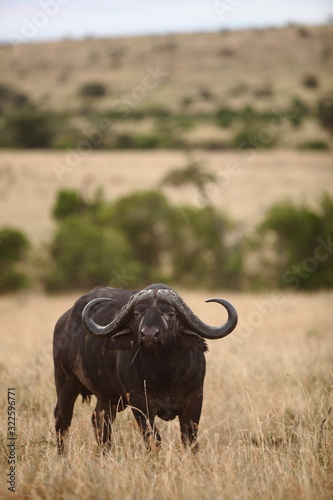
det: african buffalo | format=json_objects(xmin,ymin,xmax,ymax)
[{"xmin": 53, "ymin": 284, "xmax": 237, "ymax": 453}]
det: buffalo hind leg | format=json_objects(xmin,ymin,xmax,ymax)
[
  {"xmin": 92, "ymin": 399, "xmax": 117, "ymax": 452},
  {"xmin": 131, "ymin": 408, "xmax": 161, "ymax": 451},
  {"xmin": 54, "ymin": 374, "xmax": 80, "ymax": 455}
]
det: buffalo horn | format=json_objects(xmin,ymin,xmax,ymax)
[
  {"xmin": 157, "ymin": 289, "xmax": 238, "ymax": 339},
  {"xmin": 82, "ymin": 290, "xmax": 152, "ymax": 337}
]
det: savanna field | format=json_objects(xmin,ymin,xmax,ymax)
[
  {"xmin": 0, "ymin": 290, "xmax": 332, "ymax": 499},
  {"xmin": 1, "ymin": 24, "xmax": 333, "ymax": 499}
]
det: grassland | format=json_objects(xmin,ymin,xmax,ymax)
[
  {"xmin": 0, "ymin": 290, "xmax": 332, "ymax": 499},
  {"xmin": 0, "ymin": 23, "xmax": 333, "ymax": 499}
]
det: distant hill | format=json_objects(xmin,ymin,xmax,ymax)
[
  {"xmin": 0, "ymin": 25, "xmax": 332, "ymax": 150},
  {"xmin": 1, "ymin": 25, "xmax": 332, "ymax": 109}
]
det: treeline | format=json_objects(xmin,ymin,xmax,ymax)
[
  {"xmin": 1, "ymin": 189, "xmax": 332, "ymax": 293},
  {"xmin": 0, "ymin": 82, "xmax": 332, "ymax": 150}
]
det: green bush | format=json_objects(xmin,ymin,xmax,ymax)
[
  {"xmin": 113, "ymin": 133, "xmax": 136, "ymax": 149},
  {"xmin": 0, "ymin": 227, "xmax": 30, "ymax": 292},
  {"xmin": 318, "ymin": 97, "xmax": 333, "ymax": 133},
  {"xmin": 216, "ymin": 107, "xmax": 236, "ymax": 128},
  {"xmin": 52, "ymin": 189, "xmax": 89, "ymax": 220},
  {"xmin": 171, "ymin": 205, "xmax": 242, "ymax": 288},
  {"xmin": 6, "ymin": 109, "xmax": 56, "ymax": 148},
  {"xmin": 0, "ymin": 84, "xmax": 31, "ymax": 113},
  {"xmin": 231, "ymin": 126, "xmax": 276, "ymax": 150},
  {"xmin": 113, "ymin": 130, "xmax": 182, "ymax": 149},
  {"xmin": 255, "ymin": 194, "xmax": 333, "ymax": 290},
  {"xmin": 303, "ymin": 74, "xmax": 319, "ymax": 89},
  {"xmin": 133, "ymin": 130, "xmax": 182, "ymax": 149},
  {"xmin": 44, "ymin": 217, "xmax": 140, "ymax": 291},
  {"xmin": 52, "ymin": 189, "xmax": 104, "ymax": 221},
  {"xmin": 45, "ymin": 187, "xmax": 244, "ymax": 291},
  {"xmin": 289, "ymin": 98, "xmax": 309, "ymax": 127},
  {"xmin": 79, "ymin": 82, "xmax": 107, "ymax": 98},
  {"xmin": 299, "ymin": 139, "xmax": 330, "ymax": 150},
  {"xmin": 100, "ymin": 191, "xmax": 175, "ymax": 282}
]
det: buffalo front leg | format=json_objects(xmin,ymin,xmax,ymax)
[
  {"xmin": 54, "ymin": 374, "xmax": 80, "ymax": 455},
  {"xmin": 179, "ymin": 394, "xmax": 203, "ymax": 452},
  {"xmin": 92, "ymin": 399, "xmax": 117, "ymax": 452},
  {"xmin": 131, "ymin": 407, "xmax": 161, "ymax": 451}
]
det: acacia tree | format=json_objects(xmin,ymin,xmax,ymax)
[
  {"xmin": 162, "ymin": 155, "xmax": 218, "ymax": 205},
  {"xmin": 161, "ymin": 155, "xmax": 243, "ymax": 288}
]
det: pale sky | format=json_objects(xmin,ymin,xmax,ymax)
[{"xmin": 0, "ymin": 0, "xmax": 332, "ymax": 44}]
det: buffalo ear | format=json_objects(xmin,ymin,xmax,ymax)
[
  {"xmin": 105, "ymin": 330, "xmax": 133, "ymax": 350},
  {"xmin": 180, "ymin": 329, "xmax": 208, "ymax": 352}
]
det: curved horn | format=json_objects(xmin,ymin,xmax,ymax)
[
  {"xmin": 157, "ymin": 289, "xmax": 238, "ymax": 339},
  {"xmin": 82, "ymin": 289, "xmax": 155, "ymax": 337},
  {"xmin": 82, "ymin": 293, "xmax": 136, "ymax": 337}
]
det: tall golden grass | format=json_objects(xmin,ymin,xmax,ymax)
[{"xmin": 1, "ymin": 290, "xmax": 332, "ymax": 499}]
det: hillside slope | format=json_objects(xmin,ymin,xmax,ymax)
[{"xmin": 1, "ymin": 25, "xmax": 332, "ymax": 111}]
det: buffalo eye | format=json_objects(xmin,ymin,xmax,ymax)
[
  {"xmin": 134, "ymin": 311, "xmax": 143, "ymax": 318},
  {"xmin": 162, "ymin": 309, "xmax": 175, "ymax": 318}
]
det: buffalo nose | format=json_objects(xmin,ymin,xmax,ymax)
[{"xmin": 140, "ymin": 326, "xmax": 160, "ymax": 343}]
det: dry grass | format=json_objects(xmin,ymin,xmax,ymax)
[
  {"xmin": 0, "ymin": 149, "xmax": 332, "ymax": 244},
  {"xmin": 0, "ymin": 290, "xmax": 332, "ymax": 499}
]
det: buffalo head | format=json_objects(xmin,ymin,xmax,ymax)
[{"xmin": 82, "ymin": 284, "xmax": 238, "ymax": 351}]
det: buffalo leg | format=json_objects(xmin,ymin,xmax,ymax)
[
  {"xmin": 54, "ymin": 372, "xmax": 80, "ymax": 455},
  {"xmin": 92, "ymin": 399, "xmax": 116, "ymax": 451},
  {"xmin": 131, "ymin": 408, "xmax": 161, "ymax": 450},
  {"xmin": 179, "ymin": 395, "xmax": 203, "ymax": 452}
]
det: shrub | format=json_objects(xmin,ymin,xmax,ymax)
[
  {"xmin": 255, "ymin": 194, "xmax": 333, "ymax": 290},
  {"xmin": 231, "ymin": 126, "xmax": 276, "ymax": 150},
  {"xmin": 0, "ymin": 83, "xmax": 31, "ymax": 113},
  {"xmin": 180, "ymin": 96, "xmax": 194, "ymax": 109},
  {"xmin": 198, "ymin": 86, "xmax": 214, "ymax": 100},
  {"xmin": 299, "ymin": 139, "xmax": 330, "ymax": 150},
  {"xmin": 7, "ymin": 109, "xmax": 56, "ymax": 148},
  {"xmin": 216, "ymin": 107, "xmax": 236, "ymax": 128},
  {"xmin": 253, "ymin": 85, "xmax": 274, "ymax": 98},
  {"xmin": 289, "ymin": 98, "xmax": 309, "ymax": 127},
  {"xmin": 317, "ymin": 97, "xmax": 333, "ymax": 133},
  {"xmin": 46, "ymin": 188, "xmax": 243, "ymax": 290},
  {"xmin": 0, "ymin": 227, "xmax": 30, "ymax": 292},
  {"xmin": 79, "ymin": 82, "xmax": 107, "ymax": 98},
  {"xmin": 113, "ymin": 133, "xmax": 135, "ymax": 149},
  {"xmin": 298, "ymin": 26, "xmax": 311, "ymax": 37},
  {"xmin": 303, "ymin": 74, "xmax": 319, "ymax": 89},
  {"xmin": 52, "ymin": 189, "xmax": 104, "ymax": 220},
  {"xmin": 101, "ymin": 191, "xmax": 175, "ymax": 282},
  {"xmin": 44, "ymin": 217, "xmax": 140, "ymax": 291},
  {"xmin": 52, "ymin": 190, "xmax": 89, "ymax": 220},
  {"xmin": 171, "ymin": 205, "xmax": 242, "ymax": 288},
  {"xmin": 146, "ymin": 104, "xmax": 170, "ymax": 118}
]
